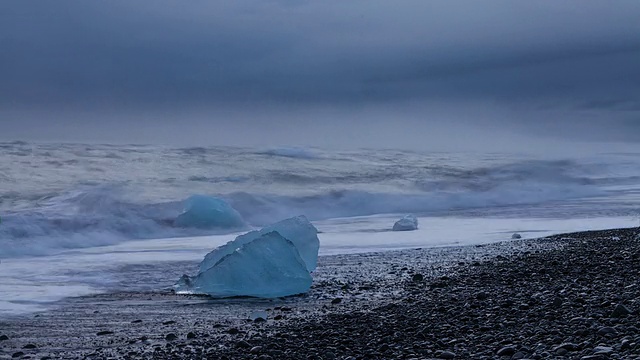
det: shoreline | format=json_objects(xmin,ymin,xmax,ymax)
[{"xmin": 1, "ymin": 227, "xmax": 639, "ymax": 359}]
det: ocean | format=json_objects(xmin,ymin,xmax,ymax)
[{"xmin": 1, "ymin": 141, "xmax": 639, "ymax": 316}]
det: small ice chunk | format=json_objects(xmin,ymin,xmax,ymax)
[
  {"xmin": 249, "ymin": 310, "xmax": 268, "ymax": 321},
  {"xmin": 174, "ymin": 195, "xmax": 245, "ymax": 229},
  {"xmin": 177, "ymin": 231, "xmax": 312, "ymax": 298},
  {"xmin": 199, "ymin": 215, "xmax": 319, "ymax": 273},
  {"xmin": 512, "ymin": 233, "xmax": 522, "ymax": 239},
  {"xmin": 392, "ymin": 214, "xmax": 418, "ymax": 231}
]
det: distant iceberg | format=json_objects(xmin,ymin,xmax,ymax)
[
  {"xmin": 176, "ymin": 215, "xmax": 320, "ymax": 298},
  {"xmin": 392, "ymin": 214, "xmax": 418, "ymax": 231},
  {"xmin": 174, "ymin": 195, "xmax": 245, "ymax": 229}
]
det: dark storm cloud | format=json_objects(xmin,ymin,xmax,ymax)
[
  {"xmin": 1, "ymin": 1, "xmax": 639, "ymax": 147},
  {"xmin": 2, "ymin": 1, "xmax": 639, "ymax": 108}
]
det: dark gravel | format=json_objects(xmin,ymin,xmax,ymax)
[{"xmin": 1, "ymin": 227, "xmax": 639, "ymax": 359}]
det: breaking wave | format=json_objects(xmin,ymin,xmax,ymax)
[
  {"xmin": 1, "ymin": 141, "xmax": 637, "ymax": 258},
  {"xmin": 256, "ymin": 147, "xmax": 320, "ymax": 159},
  {"xmin": 0, "ymin": 179, "xmax": 604, "ymax": 258}
]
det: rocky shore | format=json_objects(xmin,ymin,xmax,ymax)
[{"xmin": 1, "ymin": 228, "xmax": 639, "ymax": 359}]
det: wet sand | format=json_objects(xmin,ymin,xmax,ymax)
[{"xmin": 1, "ymin": 228, "xmax": 638, "ymax": 359}]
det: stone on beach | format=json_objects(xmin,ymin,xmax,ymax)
[{"xmin": 392, "ymin": 214, "xmax": 418, "ymax": 231}]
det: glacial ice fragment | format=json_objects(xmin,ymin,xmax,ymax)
[
  {"xmin": 249, "ymin": 310, "xmax": 268, "ymax": 321},
  {"xmin": 174, "ymin": 195, "xmax": 245, "ymax": 229},
  {"xmin": 199, "ymin": 215, "xmax": 319, "ymax": 273},
  {"xmin": 177, "ymin": 231, "xmax": 313, "ymax": 298},
  {"xmin": 392, "ymin": 214, "xmax": 418, "ymax": 231}
]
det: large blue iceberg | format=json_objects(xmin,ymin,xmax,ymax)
[
  {"xmin": 198, "ymin": 215, "xmax": 319, "ymax": 273},
  {"xmin": 174, "ymin": 195, "xmax": 245, "ymax": 229},
  {"xmin": 176, "ymin": 215, "xmax": 320, "ymax": 298}
]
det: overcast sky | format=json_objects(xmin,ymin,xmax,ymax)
[{"xmin": 1, "ymin": 1, "xmax": 639, "ymax": 149}]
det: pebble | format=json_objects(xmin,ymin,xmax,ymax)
[
  {"xmin": 553, "ymin": 343, "xmax": 578, "ymax": 352},
  {"xmin": 593, "ymin": 346, "xmax": 613, "ymax": 354},
  {"xmin": 438, "ymin": 350, "xmax": 456, "ymax": 359},
  {"xmin": 597, "ymin": 327, "xmax": 618, "ymax": 336},
  {"xmin": 610, "ymin": 304, "xmax": 632, "ymax": 318},
  {"xmin": 324, "ymin": 351, "xmax": 337, "ymax": 359},
  {"xmin": 552, "ymin": 296, "xmax": 563, "ymax": 308},
  {"xmin": 496, "ymin": 346, "xmax": 516, "ymax": 356},
  {"xmin": 165, "ymin": 333, "xmax": 177, "ymax": 341},
  {"xmin": 236, "ymin": 340, "xmax": 251, "ymax": 349}
]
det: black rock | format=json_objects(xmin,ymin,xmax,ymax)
[
  {"xmin": 438, "ymin": 350, "xmax": 456, "ymax": 359},
  {"xmin": 11, "ymin": 352, "xmax": 24, "ymax": 358},
  {"xmin": 496, "ymin": 346, "xmax": 516, "ymax": 356},
  {"xmin": 0, "ymin": 335, "xmax": 8, "ymax": 341},
  {"xmin": 96, "ymin": 331, "xmax": 114, "ymax": 336},
  {"xmin": 227, "ymin": 328, "xmax": 240, "ymax": 335},
  {"xmin": 597, "ymin": 327, "xmax": 618, "ymax": 336},
  {"xmin": 553, "ymin": 343, "xmax": 578, "ymax": 352},
  {"xmin": 552, "ymin": 297, "xmax": 563, "ymax": 308},
  {"xmin": 236, "ymin": 340, "xmax": 251, "ymax": 349},
  {"xmin": 324, "ymin": 351, "xmax": 337, "ymax": 360},
  {"xmin": 476, "ymin": 292, "xmax": 488, "ymax": 300},
  {"xmin": 611, "ymin": 304, "xmax": 632, "ymax": 318},
  {"xmin": 163, "ymin": 320, "xmax": 176, "ymax": 325},
  {"xmin": 132, "ymin": 319, "xmax": 143, "ymax": 323},
  {"xmin": 22, "ymin": 344, "xmax": 36, "ymax": 349},
  {"xmin": 331, "ymin": 298, "xmax": 342, "ymax": 304},
  {"xmin": 165, "ymin": 333, "xmax": 178, "ymax": 341},
  {"xmin": 187, "ymin": 332, "xmax": 196, "ymax": 339},
  {"xmin": 412, "ymin": 273, "xmax": 424, "ymax": 282}
]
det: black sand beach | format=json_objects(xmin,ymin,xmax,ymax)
[{"xmin": 1, "ymin": 228, "xmax": 639, "ymax": 359}]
